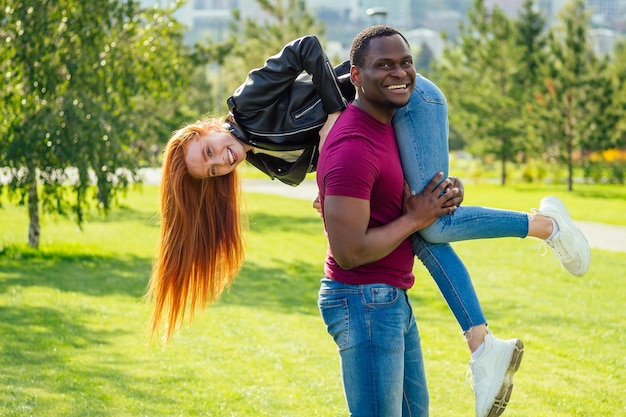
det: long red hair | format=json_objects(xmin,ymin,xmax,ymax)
[{"xmin": 146, "ymin": 118, "xmax": 246, "ymax": 343}]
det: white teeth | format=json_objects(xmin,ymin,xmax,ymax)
[
  {"xmin": 388, "ymin": 84, "xmax": 407, "ymax": 90},
  {"xmin": 228, "ymin": 148, "xmax": 235, "ymax": 165}
]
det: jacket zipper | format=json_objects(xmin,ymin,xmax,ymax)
[
  {"xmin": 293, "ymin": 99, "xmax": 321, "ymax": 120},
  {"xmin": 246, "ymin": 121, "xmax": 325, "ymax": 140}
]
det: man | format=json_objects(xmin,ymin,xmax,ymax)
[{"xmin": 316, "ymin": 25, "xmax": 461, "ymax": 416}]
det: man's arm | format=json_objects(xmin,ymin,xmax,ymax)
[{"xmin": 324, "ymin": 173, "xmax": 458, "ymax": 270}]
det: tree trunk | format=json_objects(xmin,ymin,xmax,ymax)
[
  {"xmin": 27, "ymin": 169, "xmax": 40, "ymax": 249},
  {"xmin": 567, "ymin": 161, "xmax": 574, "ymax": 192}
]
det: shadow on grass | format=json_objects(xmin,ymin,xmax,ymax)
[
  {"xmin": 0, "ymin": 304, "xmax": 192, "ymax": 416},
  {"xmin": 219, "ymin": 259, "xmax": 323, "ymax": 317},
  {"xmin": 80, "ymin": 204, "xmax": 160, "ymax": 226},
  {"xmin": 0, "ymin": 305, "xmax": 109, "ymax": 357},
  {"xmin": 247, "ymin": 211, "xmax": 324, "ymax": 234},
  {"xmin": 0, "ymin": 249, "xmax": 152, "ymax": 299},
  {"xmin": 215, "ymin": 207, "xmax": 326, "ymax": 316},
  {"xmin": 0, "ymin": 244, "xmax": 324, "ymax": 318}
]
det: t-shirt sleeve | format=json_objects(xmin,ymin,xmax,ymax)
[{"xmin": 321, "ymin": 136, "xmax": 377, "ymax": 201}]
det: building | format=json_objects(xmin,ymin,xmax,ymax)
[
  {"xmin": 485, "ymin": 0, "xmax": 526, "ymax": 17},
  {"xmin": 139, "ymin": 0, "xmax": 624, "ymax": 53},
  {"xmin": 140, "ymin": 0, "xmax": 418, "ymax": 45}
]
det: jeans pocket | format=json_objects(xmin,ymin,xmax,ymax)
[
  {"xmin": 318, "ymin": 297, "xmax": 350, "ymax": 351},
  {"xmin": 368, "ymin": 286, "xmax": 399, "ymax": 307}
]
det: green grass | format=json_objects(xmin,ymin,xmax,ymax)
[{"xmin": 1, "ymin": 184, "xmax": 625, "ymax": 416}]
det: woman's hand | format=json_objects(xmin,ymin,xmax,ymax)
[
  {"xmin": 318, "ymin": 111, "xmax": 342, "ymax": 151},
  {"xmin": 312, "ymin": 194, "xmax": 322, "ymax": 217}
]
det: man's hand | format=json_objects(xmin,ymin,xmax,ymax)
[
  {"xmin": 441, "ymin": 176, "xmax": 464, "ymax": 208},
  {"xmin": 323, "ymin": 173, "xmax": 456, "ymax": 270},
  {"xmin": 402, "ymin": 172, "xmax": 459, "ymax": 231}
]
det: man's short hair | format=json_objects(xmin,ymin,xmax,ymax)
[{"xmin": 350, "ymin": 25, "xmax": 410, "ymax": 68}]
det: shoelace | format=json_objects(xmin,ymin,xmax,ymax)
[
  {"xmin": 538, "ymin": 240, "xmax": 561, "ymax": 268},
  {"xmin": 533, "ymin": 207, "xmax": 574, "ymax": 262},
  {"xmin": 542, "ymin": 233, "xmax": 572, "ymax": 258},
  {"xmin": 466, "ymin": 367, "xmax": 475, "ymax": 389}
]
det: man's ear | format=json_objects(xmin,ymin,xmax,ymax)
[{"xmin": 350, "ymin": 66, "xmax": 361, "ymax": 87}]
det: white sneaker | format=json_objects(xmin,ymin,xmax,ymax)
[
  {"xmin": 469, "ymin": 332, "xmax": 524, "ymax": 417},
  {"xmin": 535, "ymin": 196, "xmax": 591, "ymax": 276}
]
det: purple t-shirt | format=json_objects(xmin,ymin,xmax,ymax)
[{"xmin": 316, "ymin": 104, "xmax": 415, "ymax": 289}]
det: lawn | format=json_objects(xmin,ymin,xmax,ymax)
[{"xmin": 0, "ymin": 183, "xmax": 624, "ymax": 416}]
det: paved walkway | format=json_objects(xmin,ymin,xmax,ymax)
[{"xmin": 139, "ymin": 169, "xmax": 625, "ymax": 253}]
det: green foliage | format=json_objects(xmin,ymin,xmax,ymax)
[
  {"xmin": 433, "ymin": 0, "xmax": 626, "ymax": 190},
  {"xmin": 1, "ymin": 187, "xmax": 625, "ymax": 416},
  {"xmin": 192, "ymin": 0, "xmax": 326, "ymax": 115},
  {"xmin": 607, "ymin": 40, "xmax": 626, "ymax": 150},
  {"xmin": 534, "ymin": 0, "xmax": 610, "ymax": 191},
  {"xmin": 434, "ymin": 0, "xmax": 533, "ymax": 185},
  {"xmin": 523, "ymin": 0, "xmax": 625, "ymax": 189},
  {"xmin": 0, "ymin": 0, "xmax": 192, "ymax": 247},
  {"xmin": 231, "ymin": 0, "xmax": 324, "ymax": 65}
]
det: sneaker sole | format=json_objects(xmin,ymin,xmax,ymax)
[
  {"xmin": 540, "ymin": 196, "xmax": 591, "ymax": 276},
  {"xmin": 485, "ymin": 339, "xmax": 524, "ymax": 417}
]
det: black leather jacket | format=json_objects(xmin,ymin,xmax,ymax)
[{"xmin": 225, "ymin": 35, "xmax": 355, "ymax": 186}]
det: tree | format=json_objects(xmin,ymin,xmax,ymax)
[
  {"xmin": 610, "ymin": 41, "xmax": 626, "ymax": 151},
  {"xmin": 534, "ymin": 0, "xmax": 610, "ymax": 190},
  {"xmin": 0, "ymin": 0, "xmax": 192, "ymax": 248},
  {"xmin": 433, "ymin": 0, "xmax": 527, "ymax": 185},
  {"xmin": 513, "ymin": 0, "xmax": 552, "ymax": 171},
  {"xmin": 415, "ymin": 41, "xmax": 435, "ymax": 72},
  {"xmin": 192, "ymin": 0, "xmax": 326, "ymax": 115},
  {"xmin": 515, "ymin": 0, "xmax": 547, "ymax": 93}
]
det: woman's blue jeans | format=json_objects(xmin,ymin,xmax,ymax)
[
  {"xmin": 392, "ymin": 74, "xmax": 530, "ymax": 332},
  {"xmin": 318, "ymin": 279, "xmax": 429, "ymax": 417}
]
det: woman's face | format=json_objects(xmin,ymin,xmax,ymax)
[{"xmin": 184, "ymin": 131, "xmax": 248, "ymax": 178}]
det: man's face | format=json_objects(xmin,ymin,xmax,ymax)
[{"xmin": 351, "ymin": 34, "xmax": 416, "ymax": 122}]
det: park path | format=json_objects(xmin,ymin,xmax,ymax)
[{"xmin": 139, "ymin": 169, "xmax": 626, "ymax": 253}]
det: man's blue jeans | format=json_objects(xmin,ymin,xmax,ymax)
[
  {"xmin": 318, "ymin": 279, "xmax": 429, "ymax": 417},
  {"xmin": 392, "ymin": 75, "xmax": 530, "ymax": 331}
]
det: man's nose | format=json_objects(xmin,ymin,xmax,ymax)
[{"xmin": 391, "ymin": 64, "xmax": 407, "ymax": 77}]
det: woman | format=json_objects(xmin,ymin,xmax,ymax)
[
  {"xmin": 146, "ymin": 35, "xmax": 352, "ymax": 343},
  {"xmin": 146, "ymin": 33, "xmax": 590, "ymax": 417}
]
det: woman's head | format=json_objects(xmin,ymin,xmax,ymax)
[
  {"xmin": 147, "ymin": 118, "xmax": 247, "ymax": 343},
  {"xmin": 169, "ymin": 119, "xmax": 249, "ymax": 179}
]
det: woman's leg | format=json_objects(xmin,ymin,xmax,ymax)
[
  {"xmin": 393, "ymin": 75, "xmax": 530, "ymax": 244},
  {"xmin": 412, "ymin": 233, "xmax": 523, "ymax": 417},
  {"xmin": 393, "ymin": 75, "xmax": 491, "ymax": 334},
  {"xmin": 410, "ymin": 235, "xmax": 485, "ymax": 333},
  {"xmin": 393, "ymin": 74, "xmax": 449, "ymax": 193},
  {"xmin": 394, "ymin": 77, "xmax": 524, "ymax": 417},
  {"xmin": 393, "ymin": 75, "xmax": 589, "ymax": 276}
]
